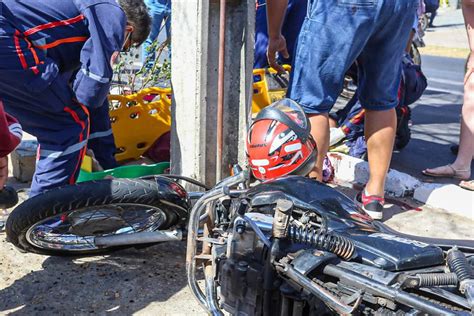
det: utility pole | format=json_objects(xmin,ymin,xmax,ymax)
[{"xmin": 170, "ymin": 0, "xmax": 255, "ymax": 188}]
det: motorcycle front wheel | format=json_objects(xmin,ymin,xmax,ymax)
[{"xmin": 6, "ymin": 179, "xmax": 187, "ymax": 256}]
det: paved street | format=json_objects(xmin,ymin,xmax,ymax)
[
  {"xmin": 391, "ymin": 54, "xmax": 473, "ymax": 184},
  {"xmin": 390, "ymin": 7, "xmax": 473, "ymax": 185}
]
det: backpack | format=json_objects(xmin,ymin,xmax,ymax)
[{"xmin": 401, "ymin": 56, "xmax": 428, "ymax": 106}]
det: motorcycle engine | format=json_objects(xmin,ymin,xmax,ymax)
[
  {"xmin": 213, "ymin": 201, "xmax": 328, "ymax": 316},
  {"xmin": 215, "ymin": 213, "xmax": 269, "ymax": 315},
  {"xmin": 197, "ymin": 177, "xmax": 472, "ymax": 315}
]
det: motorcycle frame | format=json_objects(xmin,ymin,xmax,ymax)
[{"xmin": 183, "ymin": 171, "xmax": 474, "ymax": 315}]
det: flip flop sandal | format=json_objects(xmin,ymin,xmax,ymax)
[
  {"xmin": 422, "ymin": 164, "xmax": 470, "ymax": 180},
  {"xmin": 459, "ymin": 180, "xmax": 474, "ymax": 191}
]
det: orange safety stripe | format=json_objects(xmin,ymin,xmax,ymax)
[
  {"xmin": 64, "ymin": 106, "xmax": 90, "ymax": 184},
  {"xmin": 24, "ymin": 38, "xmax": 40, "ymax": 65},
  {"xmin": 34, "ymin": 36, "xmax": 88, "ymax": 50},
  {"xmin": 13, "ymin": 30, "xmax": 28, "ymax": 69},
  {"xmin": 341, "ymin": 109, "xmax": 365, "ymax": 134},
  {"xmin": 349, "ymin": 109, "xmax": 365, "ymax": 125},
  {"xmin": 24, "ymin": 15, "xmax": 85, "ymax": 37}
]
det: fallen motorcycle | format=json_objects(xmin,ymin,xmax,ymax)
[
  {"xmin": 5, "ymin": 99, "xmax": 474, "ymax": 315},
  {"xmin": 186, "ymin": 168, "xmax": 474, "ymax": 315},
  {"xmin": 5, "ymin": 167, "xmax": 474, "ymax": 315}
]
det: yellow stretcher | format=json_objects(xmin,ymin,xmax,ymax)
[{"xmin": 107, "ymin": 87, "xmax": 172, "ymax": 162}]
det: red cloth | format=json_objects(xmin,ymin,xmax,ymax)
[{"xmin": 0, "ymin": 100, "xmax": 22, "ymax": 157}]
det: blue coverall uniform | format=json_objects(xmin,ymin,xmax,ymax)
[{"xmin": 0, "ymin": 0, "xmax": 125, "ymax": 196}]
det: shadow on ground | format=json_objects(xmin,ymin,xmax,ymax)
[{"xmin": 0, "ymin": 241, "xmax": 192, "ymax": 315}]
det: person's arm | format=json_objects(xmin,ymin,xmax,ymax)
[
  {"xmin": 266, "ymin": 0, "xmax": 289, "ymax": 72},
  {"xmin": 463, "ymin": 0, "xmax": 474, "ymax": 83},
  {"xmin": 73, "ymin": 4, "xmax": 126, "ymax": 108}
]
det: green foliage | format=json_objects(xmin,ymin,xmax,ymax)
[{"xmin": 112, "ymin": 39, "xmax": 171, "ymax": 94}]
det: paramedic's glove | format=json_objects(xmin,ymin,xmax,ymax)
[
  {"xmin": 267, "ymin": 34, "xmax": 289, "ymax": 74},
  {"xmin": 330, "ymin": 128, "xmax": 346, "ymax": 147},
  {"xmin": 0, "ymin": 157, "xmax": 8, "ymax": 189},
  {"xmin": 465, "ymin": 51, "xmax": 474, "ymax": 85}
]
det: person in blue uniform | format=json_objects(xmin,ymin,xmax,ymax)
[
  {"xmin": 254, "ymin": 0, "xmax": 307, "ymax": 69},
  {"xmin": 0, "ymin": 0, "xmax": 151, "ymax": 197}
]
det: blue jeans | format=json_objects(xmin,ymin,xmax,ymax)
[
  {"xmin": 288, "ymin": 0, "xmax": 418, "ymax": 114},
  {"xmin": 142, "ymin": 10, "xmax": 171, "ymax": 64}
]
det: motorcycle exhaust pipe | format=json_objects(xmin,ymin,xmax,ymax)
[{"xmin": 94, "ymin": 230, "xmax": 182, "ymax": 247}]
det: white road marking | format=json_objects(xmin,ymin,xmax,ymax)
[
  {"xmin": 428, "ymin": 77, "xmax": 463, "ymax": 87},
  {"xmin": 425, "ymin": 86, "xmax": 464, "ymax": 97}
]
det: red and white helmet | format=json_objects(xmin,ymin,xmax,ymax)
[{"xmin": 246, "ymin": 99, "xmax": 317, "ymax": 181}]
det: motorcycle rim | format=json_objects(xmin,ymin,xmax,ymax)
[{"xmin": 25, "ymin": 203, "xmax": 167, "ymax": 252}]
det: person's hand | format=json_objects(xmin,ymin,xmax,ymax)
[
  {"xmin": 465, "ymin": 51, "xmax": 474, "ymax": 85},
  {"xmin": 0, "ymin": 157, "xmax": 8, "ymax": 189},
  {"xmin": 267, "ymin": 34, "xmax": 290, "ymax": 73}
]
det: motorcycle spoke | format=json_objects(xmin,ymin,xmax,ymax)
[{"xmin": 25, "ymin": 203, "xmax": 167, "ymax": 252}]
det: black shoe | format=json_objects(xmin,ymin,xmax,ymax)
[{"xmin": 355, "ymin": 191, "xmax": 384, "ymax": 220}]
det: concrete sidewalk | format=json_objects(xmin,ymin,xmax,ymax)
[
  {"xmin": 421, "ymin": 8, "xmax": 469, "ymax": 58},
  {"xmin": 328, "ymin": 152, "xmax": 474, "ymax": 222}
]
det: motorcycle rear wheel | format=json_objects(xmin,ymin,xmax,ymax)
[{"xmin": 6, "ymin": 179, "xmax": 184, "ymax": 256}]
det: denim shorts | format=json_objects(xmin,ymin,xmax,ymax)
[{"xmin": 288, "ymin": 0, "xmax": 418, "ymax": 113}]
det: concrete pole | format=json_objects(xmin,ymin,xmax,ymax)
[{"xmin": 171, "ymin": 0, "xmax": 255, "ymax": 188}]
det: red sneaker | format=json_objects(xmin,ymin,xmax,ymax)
[{"xmin": 355, "ymin": 190, "xmax": 384, "ymax": 220}]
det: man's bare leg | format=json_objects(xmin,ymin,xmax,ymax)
[
  {"xmin": 364, "ymin": 108, "xmax": 397, "ymax": 197},
  {"xmin": 308, "ymin": 113, "xmax": 330, "ymax": 181}
]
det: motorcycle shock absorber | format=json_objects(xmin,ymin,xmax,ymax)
[
  {"xmin": 401, "ymin": 273, "xmax": 458, "ymax": 289},
  {"xmin": 287, "ymin": 225, "xmax": 355, "ymax": 260},
  {"xmin": 447, "ymin": 247, "xmax": 474, "ymax": 311}
]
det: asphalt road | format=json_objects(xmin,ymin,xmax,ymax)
[{"xmin": 390, "ymin": 54, "xmax": 473, "ymax": 183}]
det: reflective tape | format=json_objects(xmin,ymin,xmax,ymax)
[
  {"xmin": 89, "ymin": 129, "xmax": 113, "ymax": 140},
  {"xmin": 8, "ymin": 123, "xmax": 23, "ymax": 140},
  {"xmin": 39, "ymin": 140, "xmax": 88, "ymax": 159},
  {"xmin": 81, "ymin": 68, "xmax": 110, "ymax": 83}
]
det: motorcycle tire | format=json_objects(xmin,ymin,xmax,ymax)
[{"xmin": 6, "ymin": 179, "xmax": 186, "ymax": 256}]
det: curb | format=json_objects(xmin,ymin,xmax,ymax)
[{"xmin": 328, "ymin": 153, "xmax": 474, "ymax": 221}]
